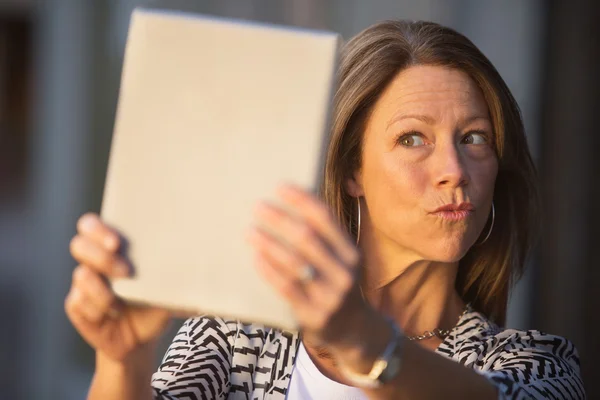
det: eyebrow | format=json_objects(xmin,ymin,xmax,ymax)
[{"xmin": 386, "ymin": 114, "xmax": 490, "ymax": 129}]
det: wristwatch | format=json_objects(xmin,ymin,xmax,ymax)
[{"xmin": 338, "ymin": 316, "xmax": 404, "ymax": 389}]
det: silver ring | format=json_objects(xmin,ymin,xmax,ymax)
[{"xmin": 299, "ymin": 265, "xmax": 316, "ymax": 283}]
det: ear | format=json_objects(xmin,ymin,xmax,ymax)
[{"xmin": 345, "ymin": 171, "xmax": 364, "ymax": 198}]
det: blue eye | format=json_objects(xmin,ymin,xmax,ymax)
[
  {"xmin": 462, "ymin": 131, "xmax": 488, "ymax": 145},
  {"xmin": 398, "ymin": 133, "xmax": 425, "ymax": 147}
]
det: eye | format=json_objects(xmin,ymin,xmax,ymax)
[
  {"xmin": 461, "ymin": 131, "xmax": 488, "ymax": 145},
  {"xmin": 397, "ymin": 132, "xmax": 426, "ymax": 147}
]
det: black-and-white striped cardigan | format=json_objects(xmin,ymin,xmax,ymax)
[{"xmin": 151, "ymin": 308, "xmax": 585, "ymax": 399}]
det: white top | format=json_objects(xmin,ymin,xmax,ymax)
[{"xmin": 285, "ymin": 342, "xmax": 368, "ymax": 400}]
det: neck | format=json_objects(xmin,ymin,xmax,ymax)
[{"xmin": 359, "ymin": 230, "xmax": 465, "ymax": 349}]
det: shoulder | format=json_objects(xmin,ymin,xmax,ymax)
[
  {"xmin": 438, "ymin": 309, "xmax": 585, "ymax": 399},
  {"xmin": 153, "ymin": 316, "xmax": 299, "ymax": 399},
  {"xmin": 182, "ymin": 316, "xmax": 299, "ymax": 397},
  {"xmin": 441, "ymin": 310, "xmax": 580, "ymax": 370}
]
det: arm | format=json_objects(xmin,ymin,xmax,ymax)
[
  {"xmin": 247, "ymin": 187, "xmax": 584, "ymax": 400},
  {"xmin": 248, "ymin": 187, "xmax": 497, "ymax": 398},
  {"xmin": 66, "ymin": 214, "xmax": 235, "ymax": 400},
  {"xmin": 377, "ymin": 339, "xmax": 497, "ymax": 399},
  {"xmin": 65, "ymin": 213, "xmax": 171, "ymax": 400},
  {"xmin": 89, "ymin": 343, "xmax": 157, "ymax": 400},
  {"xmin": 335, "ymin": 315, "xmax": 584, "ymax": 400},
  {"xmin": 333, "ymin": 310, "xmax": 498, "ymax": 400},
  {"xmin": 88, "ymin": 316, "xmax": 234, "ymax": 400}
]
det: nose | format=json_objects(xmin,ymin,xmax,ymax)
[{"xmin": 433, "ymin": 143, "xmax": 469, "ymax": 188}]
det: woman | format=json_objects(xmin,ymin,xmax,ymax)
[{"xmin": 65, "ymin": 20, "xmax": 585, "ymax": 399}]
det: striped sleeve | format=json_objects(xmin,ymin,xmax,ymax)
[
  {"xmin": 477, "ymin": 330, "xmax": 586, "ymax": 399},
  {"xmin": 152, "ymin": 316, "xmax": 237, "ymax": 400}
]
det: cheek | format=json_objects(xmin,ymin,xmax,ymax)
[
  {"xmin": 363, "ymin": 156, "xmax": 428, "ymax": 221},
  {"xmin": 466, "ymin": 157, "xmax": 498, "ymax": 232},
  {"xmin": 464, "ymin": 146, "xmax": 498, "ymax": 184},
  {"xmin": 468, "ymin": 156, "xmax": 498, "ymax": 197}
]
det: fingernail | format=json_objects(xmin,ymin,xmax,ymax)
[
  {"xmin": 80, "ymin": 214, "xmax": 98, "ymax": 233},
  {"xmin": 114, "ymin": 259, "xmax": 130, "ymax": 277},
  {"xmin": 104, "ymin": 235, "xmax": 119, "ymax": 251}
]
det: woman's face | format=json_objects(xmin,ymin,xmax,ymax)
[{"xmin": 348, "ymin": 65, "xmax": 498, "ymax": 262}]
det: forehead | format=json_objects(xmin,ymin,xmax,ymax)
[{"xmin": 372, "ymin": 65, "xmax": 489, "ymax": 120}]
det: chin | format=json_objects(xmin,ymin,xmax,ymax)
[{"xmin": 419, "ymin": 240, "xmax": 473, "ymax": 263}]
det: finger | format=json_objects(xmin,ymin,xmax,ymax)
[
  {"xmin": 277, "ymin": 185, "xmax": 355, "ymax": 255},
  {"xmin": 67, "ymin": 285, "xmax": 110, "ymax": 324},
  {"xmin": 253, "ymin": 203, "xmax": 349, "ymax": 287},
  {"xmin": 77, "ymin": 212, "xmax": 120, "ymax": 252},
  {"xmin": 250, "ymin": 217, "xmax": 358, "ymax": 326},
  {"xmin": 70, "ymin": 235, "xmax": 130, "ymax": 277},
  {"xmin": 65, "ymin": 289, "xmax": 122, "ymax": 353},
  {"xmin": 247, "ymin": 226, "xmax": 309, "ymax": 281},
  {"xmin": 65, "ymin": 290, "xmax": 100, "ymax": 341},
  {"xmin": 254, "ymin": 245, "xmax": 352, "ymax": 336},
  {"xmin": 253, "ymin": 251, "xmax": 309, "ymax": 305},
  {"xmin": 311, "ymin": 269, "xmax": 356, "ymax": 317},
  {"xmin": 126, "ymin": 305, "xmax": 172, "ymax": 343},
  {"xmin": 276, "ymin": 185, "xmax": 359, "ymax": 268},
  {"xmin": 249, "ymin": 228, "xmax": 332, "ymax": 304},
  {"xmin": 72, "ymin": 265, "xmax": 120, "ymax": 317}
]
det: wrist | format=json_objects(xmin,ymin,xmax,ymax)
[
  {"xmin": 334, "ymin": 314, "xmax": 404, "ymax": 389},
  {"xmin": 97, "ymin": 341, "xmax": 157, "ymax": 374},
  {"xmin": 331, "ymin": 309, "xmax": 392, "ymax": 373},
  {"xmin": 91, "ymin": 343, "xmax": 158, "ymax": 400}
]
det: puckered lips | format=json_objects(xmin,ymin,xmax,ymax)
[{"xmin": 430, "ymin": 202, "xmax": 475, "ymax": 221}]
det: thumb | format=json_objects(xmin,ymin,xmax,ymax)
[{"xmin": 127, "ymin": 306, "xmax": 172, "ymax": 343}]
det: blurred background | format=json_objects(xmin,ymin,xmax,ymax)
[{"xmin": 0, "ymin": 0, "xmax": 598, "ymax": 398}]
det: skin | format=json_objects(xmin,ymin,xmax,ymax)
[
  {"xmin": 347, "ymin": 64, "xmax": 497, "ymax": 347},
  {"xmin": 65, "ymin": 65, "xmax": 499, "ymax": 399}
]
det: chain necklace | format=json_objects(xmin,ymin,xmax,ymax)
[
  {"xmin": 359, "ymin": 286, "xmax": 472, "ymax": 341},
  {"xmin": 406, "ymin": 304, "xmax": 471, "ymax": 341}
]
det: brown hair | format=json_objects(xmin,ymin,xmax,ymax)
[{"xmin": 320, "ymin": 20, "xmax": 540, "ymax": 325}]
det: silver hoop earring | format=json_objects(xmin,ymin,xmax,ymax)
[
  {"xmin": 477, "ymin": 201, "xmax": 495, "ymax": 245},
  {"xmin": 356, "ymin": 197, "xmax": 362, "ymax": 246}
]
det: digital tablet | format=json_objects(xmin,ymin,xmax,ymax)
[{"xmin": 100, "ymin": 8, "xmax": 340, "ymax": 330}]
